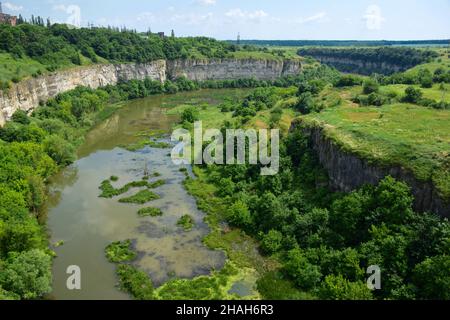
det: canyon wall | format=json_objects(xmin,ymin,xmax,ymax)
[
  {"xmin": 166, "ymin": 59, "xmax": 301, "ymax": 81},
  {"xmin": 0, "ymin": 58, "xmax": 302, "ymax": 125},
  {"xmin": 0, "ymin": 60, "xmax": 167, "ymax": 125},
  {"xmin": 312, "ymin": 56, "xmax": 403, "ymax": 75},
  {"xmin": 291, "ymin": 119, "xmax": 450, "ymax": 217}
]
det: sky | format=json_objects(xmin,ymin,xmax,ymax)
[{"xmin": 1, "ymin": 0, "xmax": 450, "ymax": 40}]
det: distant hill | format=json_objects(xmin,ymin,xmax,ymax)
[{"xmin": 229, "ymin": 40, "xmax": 450, "ymax": 47}]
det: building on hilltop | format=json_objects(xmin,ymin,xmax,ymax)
[{"xmin": 0, "ymin": 2, "xmax": 17, "ymax": 26}]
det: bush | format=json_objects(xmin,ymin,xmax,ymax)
[
  {"xmin": 226, "ymin": 200, "xmax": 252, "ymax": 228},
  {"xmin": 284, "ymin": 248, "xmax": 322, "ymax": 290},
  {"xmin": 11, "ymin": 110, "xmax": 30, "ymax": 125},
  {"xmin": 43, "ymin": 135, "xmax": 76, "ymax": 166},
  {"xmin": 403, "ymin": 86, "xmax": 423, "ymax": 103},
  {"xmin": 317, "ymin": 275, "xmax": 373, "ymax": 300},
  {"xmin": 261, "ymin": 230, "xmax": 283, "ymax": 254},
  {"xmin": 181, "ymin": 107, "xmax": 200, "ymax": 123},
  {"xmin": 362, "ymin": 79, "xmax": 379, "ymax": 94},
  {"xmin": 116, "ymin": 264, "xmax": 154, "ymax": 300},
  {"xmin": 335, "ymin": 75, "xmax": 363, "ymax": 87}
]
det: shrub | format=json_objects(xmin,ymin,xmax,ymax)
[
  {"xmin": 261, "ymin": 230, "xmax": 283, "ymax": 254},
  {"xmin": 362, "ymin": 79, "xmax": 379, "ymax": 94}
]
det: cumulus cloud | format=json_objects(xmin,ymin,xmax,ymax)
[
  {"xmin": 225, "ymin": 8, "xmax": 269, "ymax": 23},
  {"xmin": 363, "ymin": 5, "xmax": 385, "ymax": 30},
  {"xmin": 3, "ymin": 2, "xmax": 23, "ymax": 11},
  {"xmin": 53, "ymin": 4, "xmax": 82, "ymax": 27}
]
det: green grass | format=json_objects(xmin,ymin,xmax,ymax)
[
  {"xmin": 403, "ymin": 48, "xmax": 450, "ymax": 76},
  {"xmin": 301, "ymin": 103, "xmax": 450, "ymax": 199},
  {"xmin": 99, "ymin": 178, "xmax": 165, "ymax": 198},
  {"xmin": 137, "ymin": 207, "xmax": 163, "ymax": 217},
  {"xmin": 105, "ymin": 240, "xmax": 137, "ymax": 263},
  {"xmin": 122, "ymin": 139, "xmax": 171, "ymax": 152},
  {"xmin": 379, "ymin": 83, "xmax": 450, "ymax": 103},
  {"xmin": 119, "ymin": 189, "xmax": 160, "ymax": 204},
  {"xmin": 227, "ymin": 51, "xmax": 284, "ymax": 61},
  {"xmin": 116, "ymin": 264, "xmax": 154, "ymax": 300},
  {"xmin": 99, "ymin": 179, "xmax": 149, "ymax": 198},
  {"xmin": 0, "ymin": 53, "xmax": 47, "ymax": 83},
  {"xmin": 177, "ymin": 215, "xmax": 195, "ymax": 231}
]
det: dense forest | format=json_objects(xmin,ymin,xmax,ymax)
[
  {"xmin": 298, "ymin": 47, "xmax": 439, "ymax": 75},
  {"xmin": 0, "ymin": 23, "xmax": 237, "ymax": 73}
]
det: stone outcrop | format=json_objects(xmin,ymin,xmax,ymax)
[
  {"xmin": 0, "ymin": 61, "xmax": 167, "ymax": 125},
  {"xmin": 312, "ymin": 56, "xmax": 403, "ymax": 75},
  {"xmin": 291, "ymin": 119, "xmax": 450, "ymax": 217},
  {"xmin": 0, "ymin": 58, "xmax": 301, "ymax": 125},
  {"xmin": 166, "ymin": 59, "xmax": 301, "ymax": 81}
]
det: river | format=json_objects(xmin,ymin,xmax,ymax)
[{"xmin": 46, "ymin": 90, "xmax": 245, "ymax": 300}]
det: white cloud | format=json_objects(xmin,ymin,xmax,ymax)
[
  {"xmin": 298, "ymin": 12, "xmax": 327, "ymax": 24},
  {"xmin": 196, "ymin": 0, "xmax": 217, "ymax": 5},
  {"xmin": 3, "ymin": 2, "xmax": 23, "ymax": 11},
  {"xmin": 225, "ymin": 8, "xmax": 269, "ymax": 23},
  {"xmin": 53, "ymin": 4, "xmax": 81, "ymax": 28},
  {"xmin": 363, "ymin": 5, "xmax": 385, "ymax": 30}
]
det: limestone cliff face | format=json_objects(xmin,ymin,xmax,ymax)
[
  {"xmin": 314, "ymin": 56, "xmax": 403, "ymax": 75},
  {"xmin": 0, "ymin": 60, "xmax": 167, "ymax": 125},
  {"xmin": 291, "ymin": 119, "xmax": 450, "ymax": 217},
  {"xmin": 0, "ymin": 58, "xmax": 301, "ymax": 125},
  {"xmin": 167, "ymin": 59, "xmax": 302, "ymax": 81}
]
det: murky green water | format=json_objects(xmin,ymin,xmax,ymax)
[{"xmin": 47, "ymin": 90, "xmax": 243, "ymax": 300}]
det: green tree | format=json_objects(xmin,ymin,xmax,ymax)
[
  {"xmin": 261, "ymin": 230, "xmax": 283, "ymax": 254},
  {"xmin": 318, "ymin": 274, "xmax": 373, "ymax": 300},
  {"xmin": 0, "ymin": 249, "xmax": 52, "ymax": 300},
  {"xmin": 181, "ymin": 107, "xmax": 200, "ymax": 124},
  {"xmin": 363, "ymin": 79, "xmax": 379, "ymax": 94},
  {"xmin": 403, "ymin": 86, "xmax": 423, "ymax": 103},
  {"xmin": 226, "ymin": 200, "xmax": 252, "ymax": 228},
  {"xmin": 11, "ymin": 110, "xmax": 30, "ymax": 125},
  {"xmin": 284, "ymin": 248, "xmax": 322, "ymax": 290},
  {"xmin": 413, "ymin": 255, "xmax": 450, "ymax": 300}
]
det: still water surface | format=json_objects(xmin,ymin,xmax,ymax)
[{"xmin": 47, "ymin": 90, "xmax": 238, "ymax": 300}]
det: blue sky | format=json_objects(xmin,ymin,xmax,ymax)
[{"xmin": 2, "ymin": 0, "xmax": 450, "ymax": 40}]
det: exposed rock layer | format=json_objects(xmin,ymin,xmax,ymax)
[
  {"xmin": 291, "ymin": 119, "xmax": 449, "ymax": 217},
  {"xmin": 0, "ymin": 58, "xmax": 301, "ymax": 125}
]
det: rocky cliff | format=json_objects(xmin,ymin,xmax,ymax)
[
  {"xmin": 291, "ymin": 119, "xmax": 450, "ymax": 217},
  {"xmin": 313, "ymin": 56, "xmax": 403, "ymax": 75},
  {"xmin": 0, "ymin": 58, "xmax": 301, "ymax": 125},
  {"xmin": 167, "ymin": 59, "xmax": 301, "ymax": 81},
  {"xmin": 0, "ymin": 60, "xmax": 167, "ymax": 125}
]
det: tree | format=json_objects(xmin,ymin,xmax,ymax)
[
  {"xmin": 318, "ymin": 275, "xmax": 373, "ymax": 300},
  {"xmin": 11, "ymin": 110, "xmax": 30, "ymax": 125},
  {"xmin": 226, "ymin": 200, "xmax": 252, "ymax": 228},
  {"xmin": 363, "ymin": 79, "xmax": 379, "ymax": 94},
  {"xmin": 284, "ymin": 248, "xmax": 322, "ymax": 290},
  {"xmin": 261, "ymin": 230, "xmax": 283, "ymax": 254},
  {"xmin": 403, "ymin": 86, "xmax": 423, "ymax": 103},
  {"xmin": 43, "ymin": 135, "xmax": 76, "ymax": 166},
  {"xmin": 0, "ymin": 249, "xmax": 52, "ymax": 300},
  {"xmin": 296, "ymin": 92, "xmax": 316, "ymax": 115},
  {"xmin": 181, "ymin": 107, "xmax": 200, "ymax": 123},
  {"xmin": 413, "ymin": 255, "xmax": 450, "ymax": 300}
]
